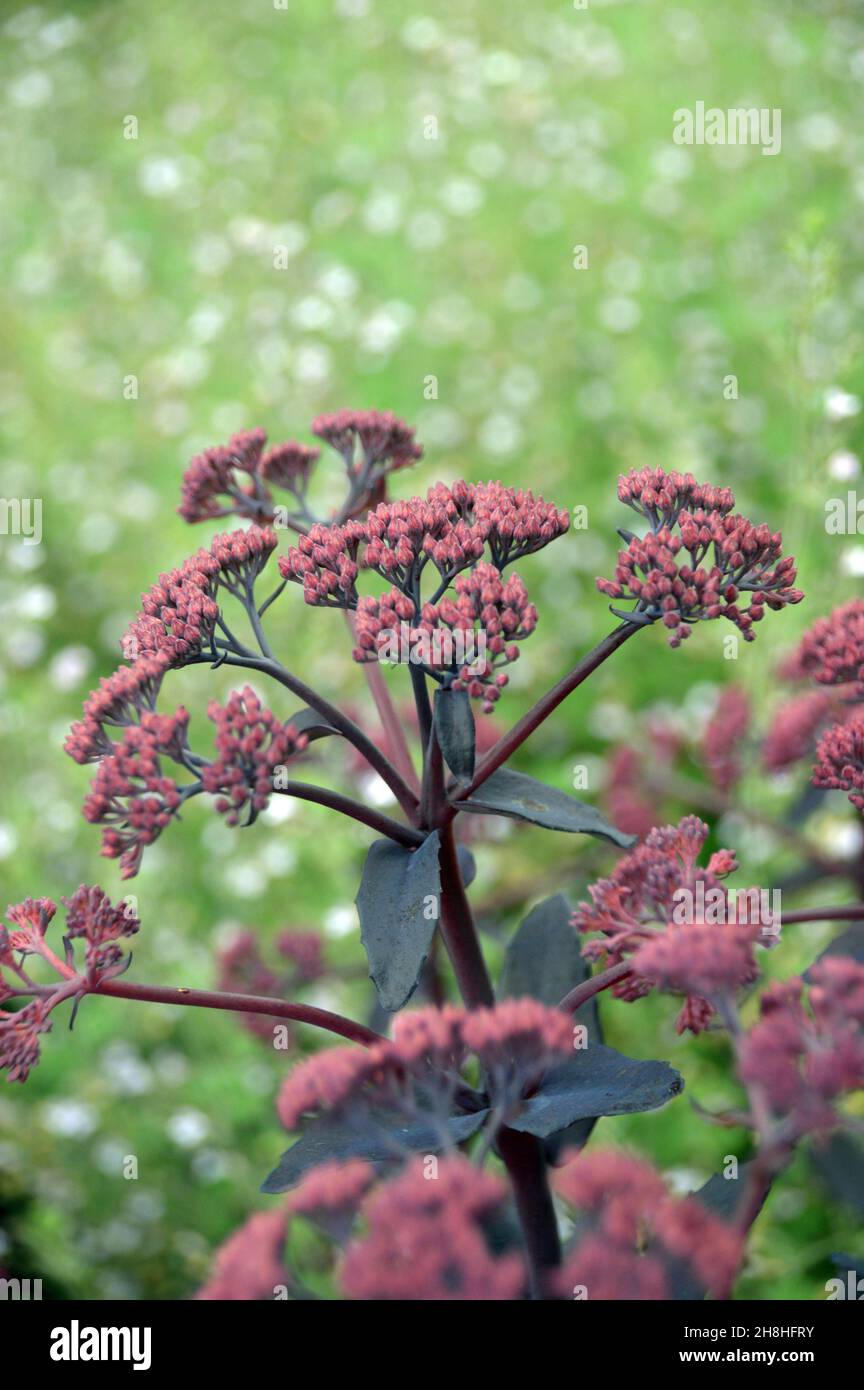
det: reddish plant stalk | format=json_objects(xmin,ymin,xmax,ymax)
[
  {"xmin": 779, "ymin": 905, "xmax": 864, "ymax": 924},
  {"xmin": 452, "ymin": 622, "xmax": 641, "ymax": 803},
  {"xmin": 436, "ymin": 819, "xmax": 494, "ymax": 1008},
  {"xmin": 558, "ymin": 960, "xmax": 633, "ymax": 1014},
  {"xmin": 435, "ymin": 815, "xmax": 562, "ymax": 1297},
  {"xmin": 274, "ymin": 781, "xmax": 423, "ymax": 846},
  {"xmin": 496, "ymin": 1127, "xmax": 562, "ymax": 1299},
  {"xmin": 95, "ymin": 978, "xmax": 382, "ymax": 1047}
]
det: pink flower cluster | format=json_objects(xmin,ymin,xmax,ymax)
[
  {"xmin": 119, "ymin": 526, "xmax": 276, "ymax": 665},
  {"xmin": 553, "ymin": 1149, "xmax": 742, "ymax": 1300},
  {"xmin": 120, "ymin": 552, "xmax": 220, "ymax": 665},
  {"xmin": 573, "ymin": 817, "xmax": 774, "ymax": 1034},
  {"xmin": 196, "ymin": 1208, "xmax": 290, "ymax": 1301},
  {"xmin": 280, "ymin": 482, "xmax": 565, "ymax": 707},
  {"xmin": 813, "ymin": 718, "xmax": 864, "ymax": 811},
  {"xmin": 738, "ymin": 957, "xmax": 864, "ymax": 1134},
  {"xmin": 792, "ymin": 598, "xmax": 864, "ymax": 693},
  {"xmin": 340, "ymin": 1156, "xmax": 525, "ymax": 1300},
  {"xmin": 762, "ymin": 690, "xmax": 836, "ymax": 774},
  {"xmin": 598, "ymin": 469, "xmax": 802, "ymax": 646},
  {"xmin": 61, "ymin": 883, "xmax": 140, "ymax": 981},
  {"xmin": 617, "ymin": 467, "xmax": 736, "ymax": 531},
  {"xmin": 277, "ymin": 1000, "xmax": 572, "ymax": 1133},
  {"xmin": 82, "ymin": 710, "xmax": 190, "ymax": 878},
  {"xmin": 701, "ymin": 686, "xmax": 750, "ymax": 794},
  {"xmin": 352, "ymin": 565, "xmax": 537, "ymax": 712},
  {"xmin": 65, "ymin": 653, "xmax": 172, "ymax": 765},
  {"xmin": 1, "ymin": 887, "xmax": 139, "ymax": 1081},
  {"xmin": 312, "ymin": 409, "xmax": 423, "ymax": 478},
  {"xmin": 179, "ymin": 428, "xmax": 317, "ymax": 526},
  {"xmin": 202, "ymin": 687, "xmax": 308, "ymax": 826},
  {"xmin": 76, "ymin": 673, "xmax": 307, "ymax": 875},
  {"xmin": 0, "ymin": 1000, "xmax": 51, "ymax": 1084},
  {"xmin": 179, "ymin": 412, "xmax": 423, "ymax": 531},
  {"xmin": 3, "ymin": 896, "xmax": 56, "ymax": 952},
  {"xmin": 287, "ymin": 1158, "xmax": 375, "ymax": 1225}
]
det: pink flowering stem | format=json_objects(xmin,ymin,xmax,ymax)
[
  {"xmin": 215, "ymin": 652, "xmax": 419, "ymax": 820},
  {"xmin": 274, "ymin": 781, "xmax": 423, "ymax": 847},
  {"xmin": 452, "ymin": 622, "xmax": 641, "ymax": 802},
  {"xmin": 94, "ymin": 979, "xmax": 382, "ymax": 1046},
  {"xmin": 558, "ymin": 960, "xmax": 633, "ymax": 1014}
]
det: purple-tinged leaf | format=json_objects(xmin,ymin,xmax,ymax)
[{"xmin": 355, "ymin": 832, "xmax": 441, "ymax": 1012}]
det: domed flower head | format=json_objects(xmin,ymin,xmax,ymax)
[
  {"xmin": 701, "ymin": 685, "xmax": 750, "ymax": 794},
  {"xmin": 179, "ymin": 428, "xmax": 320, "ymax": 526},
  {"xmin": 120, "ymin": 551, "xmax": 220, "ymax": 666},
  {"xmin": 573, "ymin": 817, "xmax": 776, "ymax": 1033},
  {"xmin": 312, "ymin": 408, "xmax": 423, "ymax": 479},
  {"xmin": 82, "ymin": 710, "xmax": 190, "ymax": 877},
  {"xmin": 61, "ymin": 884, "xmax": 140, "ymax": 982},
  {"xmin": 202, "ymin": 687, "xmax": 308, "ymax": 826},
  {"xmin": 197, "ymin": 1207, "xmax": 290, "ymax": 1301},
  {"xmin": 813, "ymin": 717, "xmax": 864, "ymax": 812},
  {"xmin": 65, "ymin": 653, "xmax": 172, "ymax": 766},
  {"xmin": 597, "ymin": 468, "xmax": 802, "ymax": 646},
  {"xmin": 352, "ymin": 566, "xmax": 538, "ymax": 713},
  {"xmin": 179, "ymin": 411, "xmax": 425, "ymax": 532},
  {"xmin": 3, "ymin": 897, "xmax": 56, "ymax": 954},
  {"xmin": 281, "ymin": 482, "xmax": 566, "ymax": 711},
  {"xmin": 738, "ymin": 958, "xmax": 864, "ymax": 1135},
  {"xmin": 276, "ymin": 1002, "xmax": 573, "ymax": 1141},
  {"xmin": 287, "ymin": 1159, "xmax": 375, "ymax": 1240},
  {"xmin": 339, "ymin": 1156, "xmax": 525, "ymax": 1301},
  {"xmin": 553, "ymin": 1148, "xmax": 742, "ymax": 1300},
  {"xmin": 791, "ymin": 599, "xmax": 864, "ymax": 693},
  {"xmin": 0, "ymin": 1000, "xmax": 52, "ymax": 1084}
]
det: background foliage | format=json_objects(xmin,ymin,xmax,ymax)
[{"xmin": 1, "ymin": 0, "xmax": 862, "ymax": 1299}]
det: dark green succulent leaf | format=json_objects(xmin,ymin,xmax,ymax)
[
  {"xmin": 456, "ymin": 844, "xmax": 477, "ymax": 889},
  {"xmin": 458, "ymin": 768, "xmax": 636, "ymax": 848},
  {"xmin": 355, "ymin": 832, "xmax": 441, "ymax": 1012},
  {"xmin": 810, "ymin": 1132, "xmax": 864, "ymax": 1217},
  {"xmin": 500, "ymin": 892, "xmax": 605, "ymax": 1162},
  {"xmin": 286, "ymin": 706, "xmax": 342, "ymax": 742},
  {"xmin": 261, "ymin": 1108, "xmax": 488, "ymax": 1193},
  {"xmin": 435, "ymin": 687, "xmax": 476, "ymax": 782},
  {"xmin": 666, "ymin": 1161, "xmax": 767, "ymax": 1300},
  {"xmin": 508, "ymin": 1043, "xmax": 683, "ymax": 1139},
  {"xmin": 501, "ymin": 893, "xmax": 588, "ymax": 1007}
]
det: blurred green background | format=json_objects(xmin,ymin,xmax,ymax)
[{"xmin": 1, "ymin": 0, "xmax": 863, "ymax": 1299}]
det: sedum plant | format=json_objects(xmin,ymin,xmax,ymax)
[{"xmin": 3, "ymin": 413, "xmax": 863, "ymax": 1301}]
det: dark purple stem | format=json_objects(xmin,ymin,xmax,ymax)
[
  {"xmin": 558, "ymin": 960, "xmax": 633, "ymax": 1014},
  {"xmin": 452, "ymin": 622, "xmax": 641, "ymax": 802},
  {"xmin": 437, "ymin": 820, "xmax": 494, "ymax": 1008},
  {"xmin": 496, "ymin": 1128, "xmax": 562, "ymax": 1299},
  {"xmin": 95, "ymin": 978, "xmax": 382, "ymax": 1046},
  {"xmin": 780, "ymin": 906, "xmax": 864, "ymax": 924},
  {"xmin": 275, "ymin": 781, "xmax": 423, "ymax": 847}
]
